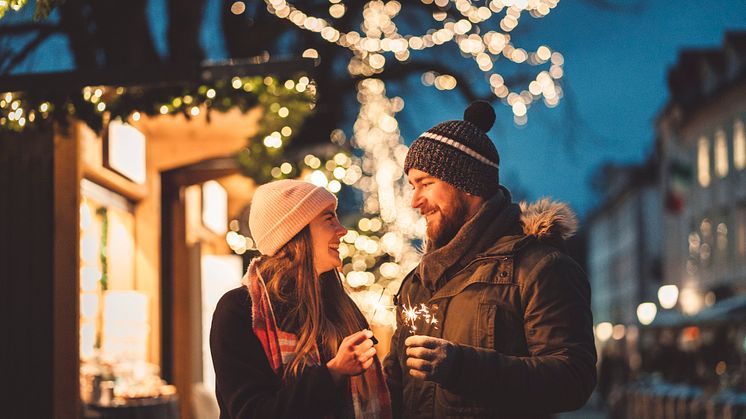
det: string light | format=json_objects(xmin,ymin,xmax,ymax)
[
  {"xmin": 231, "ymin": 0, "xmax": 566, "ymax": 327},
  {"xmin": 262, "ymin": 0, "xmax": 564, "ymax": 121},
  {"xmin": 230, "ymin": 1, "xmax": 246, "ymax": 15},
  {"xmin": 0, "ymin": 0, "xmax": 58, "ymax": 20},
  {"xmin": 0, "ymin": 0, "xmax": 27, "ymax": 19}
]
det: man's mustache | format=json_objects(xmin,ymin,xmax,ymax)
[{"xmin": 420, "ymin": 206, "xmax": 438, "ymax": 217}]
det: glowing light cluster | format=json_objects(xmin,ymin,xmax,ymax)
[
  {"xmin": 240, "ymin": 0, "xmax": 566, "ymax": 329},
  {"xmin": 0, "ymin": 0, "xmax": 27, "ymax": 19},
  {"xmin": 263, "ymin": 0, "xmax": 564, "ymax": 123},
  {"xmin": 0, "ymin": 92, "xmax": 52, "ymax": 131},
  {"xmin": 335, "ymin": 79, "xmax": 427, "ymax": 328},
  {"xmin": 1, "ymin": 75, "xmax": 315, "ymax": 138}
]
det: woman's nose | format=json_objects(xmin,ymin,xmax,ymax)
[{"xmin": 336, "ymin": 221, "xmax": 348, "ymax": 237}]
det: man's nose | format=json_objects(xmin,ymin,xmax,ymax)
[{"xmin": 411, "ymin": 189, "xmax": 423, "ymax": 209}]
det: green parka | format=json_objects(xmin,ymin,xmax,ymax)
[{"xmin": 383, "ymin": 188, "xmax": 597, "ymax": 419}]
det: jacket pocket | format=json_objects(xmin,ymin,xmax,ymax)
[{"xmin": 476, "ymin": 303, "xmax": 496, "ymax": 348}]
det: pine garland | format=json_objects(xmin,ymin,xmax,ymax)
[
  {"xmin": 0, "ymin": 0, "xmax": 59, "ymax": 20},
  {"xmin": 0, "ymin": 75, "xmax": 316, "ymax": 181}
]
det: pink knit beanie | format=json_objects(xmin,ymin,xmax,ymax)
[{"xmin": 249, "ymin": 179, "xmax": 337, "ymax": 256}]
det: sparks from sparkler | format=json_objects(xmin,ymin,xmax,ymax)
[{"xmin": 401, "ymin": 300, "xmax": 438, "ymax": 334}]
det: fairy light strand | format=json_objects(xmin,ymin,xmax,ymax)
[{"xmin": 263, "ymin": 0, "xmax": 564, "ymax": 123}]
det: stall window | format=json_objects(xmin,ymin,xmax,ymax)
[
  {"xmin": 80, "ymin": 179, "xmax": 137, "ymax": 363},
  {"xmin": 79, "ymin": 179, "xmax": 161, "ymax": 405}
]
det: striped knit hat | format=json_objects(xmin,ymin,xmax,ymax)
[
  {"xmin": 249, "ymin": 179, "xmax": 337, "ymax": 256},
  {"xmin": 404, "ymin": 101, "xmax": 500, "ymax": 197}
]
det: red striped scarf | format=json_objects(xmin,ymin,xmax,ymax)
[{"xmin": 244, "ymin": 259, "xmax": 392, "ymax": 419}]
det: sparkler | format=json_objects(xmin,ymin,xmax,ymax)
[{"xmin": 401, "ymin": 303, "xmax": 438, "ymax": 334}]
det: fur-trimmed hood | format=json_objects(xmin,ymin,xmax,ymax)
[
  {"xmin": 418, "ymin": 189, "xmax": 578, "ymax": 289},
  {"xmin": 519, "ymin": 199, "xmax": 578, "ymax": 241}
]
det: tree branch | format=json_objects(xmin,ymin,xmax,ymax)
[
  {"xmin": 0, "ymin": 26, "xmax": 56, "ymax": 74},
  {"xmin": 0, "ymin": 22, "xmax": 60, "ymax": 35}
]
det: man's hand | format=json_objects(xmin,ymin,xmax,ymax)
[{"xmin": 405, "ymin": 335, "xmax": 460, "ymax": 384}]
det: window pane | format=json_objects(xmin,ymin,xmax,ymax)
[
  {"xmin": 715, "ymin": 129, "xmax": 728, "ymax": 178},
  {"xmin": 698, "ymin": 136, "xmax": 711, "ymax": 187},
  {"xmin": 735, "ymin": 119, "xmax": 745, "ymax": 171}
]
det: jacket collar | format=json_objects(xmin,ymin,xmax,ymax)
[
  {"xmin": 416, "ymin": 189, "xmax": 579, "ymax": 291},
  {"xmin": 417, "ymin": 186, "xmax": 521, "ymax": 290}
]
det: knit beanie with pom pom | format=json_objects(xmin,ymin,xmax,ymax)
[{"xmin": 404, "ymin": 101, "xmax": 500, "ymax": 197}]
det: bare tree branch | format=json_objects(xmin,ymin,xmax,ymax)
[
  {"xmin": 0, "ymin": 23, "xmax": 60, "ymax": 35},
  {"xmin": 0, "ymin": 26, "xmax": 56, "ymax": 74}
]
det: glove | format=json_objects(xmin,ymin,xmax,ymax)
[{"xmin": 404, "ymin": 335, "xmax": 461, "ymax": 385}]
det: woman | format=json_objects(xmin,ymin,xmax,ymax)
[{"xmin": 210, "ymin": 179, "xmax": 391, "ymax": 419}]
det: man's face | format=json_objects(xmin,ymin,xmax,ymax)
[{"xmin": 407, "ymin": 168, "xmax": 470, "ymax": 249}]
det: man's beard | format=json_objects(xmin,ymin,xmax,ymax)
[{"xmin": 425, "ymin": 199, "xmax": 469, "ymax": 251}]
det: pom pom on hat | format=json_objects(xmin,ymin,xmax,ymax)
[
  {"xmin": 403, "ymin": 101, "xmax": 501, "ymax": 197},
  {"xmin": 463, "ymin": 100, "xmax": 496, "ymax": 132}
]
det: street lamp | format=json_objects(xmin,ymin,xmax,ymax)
[
  {"xmin": 595, "ymin": 322, "xmax": 613, "ymax": 342},
  {"xmin": 637, "ymin": 302, "xmax": 657, "ymax": 325},
  {"xmin": 658, "ymin": 284, "xmax": 679, "ymax": 309},
  {"xmin": 680, "ymin": 288, "xmax": 703, "ymax": 315}
]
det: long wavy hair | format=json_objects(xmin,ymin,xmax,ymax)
[{"xmin": 254, "ymin": 226, "xmax": 368, "ymax": 380}]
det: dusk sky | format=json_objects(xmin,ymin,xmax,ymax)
[{"xmin": 5, "ymin": 0, "xmax": 746, "ymax": 218}]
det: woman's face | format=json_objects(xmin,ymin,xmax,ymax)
[{"xmin": 308, "ymin": 204, "xmax": 348, "ymax": 275}]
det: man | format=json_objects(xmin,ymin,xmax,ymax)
[{"xmin": 383, "ymin": 101, "xmax": 597, "ymax": 418}]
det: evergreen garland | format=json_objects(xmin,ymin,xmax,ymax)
[
  {"xmin": 0, "ymin": 0, "xmax": 59, "ymax": 20},
  {"xmin": 0, "ymin": 75, "xmax": 316, "ymax": 181}
]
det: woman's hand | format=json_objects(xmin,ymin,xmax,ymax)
[{"xmin": 326, "ymin": 329, "xmax": 377, "ymax": 384}]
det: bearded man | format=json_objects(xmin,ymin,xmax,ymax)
[{"xmin": 383, "ymin": 101, "xmax": 597, "ymax": 419}]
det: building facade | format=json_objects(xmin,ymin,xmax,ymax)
[
  {"xmin": 657, "ymin": 32, "xmax": 746, "ymax": 315},
  {"xmin": 588, "ymin": 161, "xmax": 663, "ymax": 325}
]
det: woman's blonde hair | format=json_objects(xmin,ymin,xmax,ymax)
[{"xmin": 255, "ymin": 226, "xmax": 368, "ymax": 380}]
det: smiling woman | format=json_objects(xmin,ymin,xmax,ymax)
[
  {"xmin": 209, "ymin": 179, "xmax": 391, "ymax": 419},
  {"xmin": 308, "ymin": 205, "xmax": 348, "ymax": 275}
]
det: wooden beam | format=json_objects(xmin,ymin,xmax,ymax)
[
  {"xmin": 53, "ymin": 125, "xmax": 82, "ymax": 418},
  {"xmin": 82, "ymin": 162, "xmax": 148, "ymax": 202}
]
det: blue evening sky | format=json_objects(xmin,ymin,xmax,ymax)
[{"xmin": 395, "ymin": 1, "xmax": 746, "ymax": 217}]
